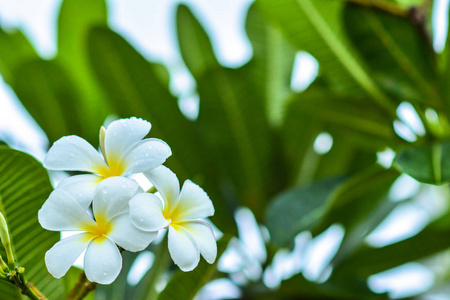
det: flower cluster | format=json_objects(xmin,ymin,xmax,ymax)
[{"xmin": 38, "ymin": 118, "xmax": 216, "ymax": 284}]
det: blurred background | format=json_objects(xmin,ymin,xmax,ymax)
[{"xmin": 2, "ymin": 0, "xmax": 450, "ymax": 299}]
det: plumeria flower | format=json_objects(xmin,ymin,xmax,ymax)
[
  {"xmin": 44, "ymin": 117, "xmax": 171, "ymax": 209},
  {"xmin": 38, "ymin": 177, "xmax": 158, "ymax": 284},
  {"xmin": 129, "ymin": 166, "xmax": 217, "ymax": 271}
]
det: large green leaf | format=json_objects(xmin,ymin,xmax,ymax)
[
  {"xmin": 265, "ymin": 176, "xmax": 345, "ymax": 246},
  {"xmin": 176, "ymin": 4, "xmax": 219, "ymax": 79},
  {"xmin": 158, "ymin": 236, "xmax": 231, "ymax": 300},
  {"xmin": 56, "ymin": 0, "xmax": 110, "ymax": 144},
  {"xmin": 257, "ymin": 0, "xmax": 397, "ymax": 115},
  {"xmin": 245, "ymin": 4, "xmax": 296, "ymax": 127},
  {"xmin": 0, "ymin": 147, "xmax": 63, "ymax": 299},
  {"xmin": 197, "ymin": 66, "xmax": 275, "ymax": 219},
  {"xmin": 343, "ymin": 3, "xmax": 439, "ymax": 108},
  {"xmin": 12, "ymin": 59, "xmax": 85, "ymax": 144},
  {"xmin": 394, "ymin": 141, "xmax": 450, "ymax": 184},
  {"xmin": 0, "ymin": 27, "xmax": 37, "ymax": 86}
]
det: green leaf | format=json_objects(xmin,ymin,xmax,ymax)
[
  {"xmin": 197, "ymin": 66, "xmax": 275, "ymax": 219},
  {"xmin": 56, "ymin": 0, "xmax": 110, "ymax": 145},
  {"xmin": 12, "ymin": 59, "xmax": 85, "ymax": 144},
  {"xmin": 245, "ymin": 4, "xmax": 296, "ymax": 127},
  {"xmin": 281, "ymin": 83, "xmax": 399, "ymax": 185},
  {"xmin": 0, "ymin": 27, "xmax": 38, "ymax": 86},
  {"xmin": 176, "ymin": 4, "xmax": 219, "ymax": 79},
  {"xmin": 315, "ymin": 167, "xmax": 399, "ymax": 233},
  {"xmin": 256, "ymin": 0, "xmax": 397, "ymax": 115},
  {"xmin": 343, "ymin": 3, "xmax": 439, "ymax": 107},
  {"xmin": 276, "ymin": 272, "xmax": 385, "ymax": 300},
  {"xmin": 265, "ymin": 176, "xmax": 345, "ymax": 246},
  {"xmin": 158, "ymin": 236, "xmax": 231, "ymax": 300},
  {"xmin": 332, "ymin": 210, "xmax": 450, "ymax": 279},
  {"xmin": 0, "ymin": 147, "xmax": 63, "ymax": 299},
  {"xmin": 316, "ymin": 166, "xmax": 400, "ymax": 265},
  {"xmin": 394, "ymin": 142, "xmax": 450, "ymax": 184}
]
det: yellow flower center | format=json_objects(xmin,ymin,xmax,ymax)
[
  {"xmin": 95, "ymin": 158, "xmax": 126, "ymax": 179},
  {"xmin": 80, "ymin": 214, "xmax": 113, "ymax": 242}
]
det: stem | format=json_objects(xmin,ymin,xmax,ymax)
[
  {"xmin": 22, "ymin": 282, "xmax": 46, "ymax": 300},
  {"xmin": 67, "ymin": 272, "xmax": 98, "ymax": 300}
]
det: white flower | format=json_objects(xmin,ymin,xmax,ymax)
[
  {"xmin": 129, "ymin": 166, "xmax": 217, "ymax": 271},
  {"xmin": 38, "ymin": 177, "xmax": 158, "ymax": 284},
  {"xmin": 43, "ymin": 117, "xmax": 171, "ymax": 209}
]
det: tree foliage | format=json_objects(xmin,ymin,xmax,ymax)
[{"xmin": 0, "ymin": 0, "xmax": 449, "ymax": 299}]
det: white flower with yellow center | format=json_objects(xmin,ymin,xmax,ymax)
[
  {"xmin": 129, "ymin": 166, "xmax": 217, "ymax": 271},
  {"xmin": 44, "ymin": 117, "xmax": 171, "ymax": 209},
  {"xmin": 38, "ymin": 177, "xmax": 158, "ymax": 284}
]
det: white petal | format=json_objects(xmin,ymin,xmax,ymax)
[
  {"xmin": 104, "ymin": 117, "xmax": 151, "ymax": 164},
  {"xmin": 122, "ymin": 138, "xmax": 171, "ymax": 175},
  {"xmin": 39, "ymin": 189, "xmax": 96, "ymax": 231},
  {"xmin": 129, "ymin": 193, "xmax": 170, "ymax": 231},
  {"xmin": 108, "ymin": 213, "xmax": 158, "ymax": 252},
  {"xmin": 44, "ymin": 135, "xmax": 107, "ymax": 172},
  {"xmin": 92, "ymin": 177, "xmax": 140, "ymax": 221},
  {"xmin": 56, "ymin": 174, "xmax": 102, "ymax": 210},
  {"xmin": 168, "ymin": 225, "xmax": 199, "ymax": 271},
  {"xmin": 143, "ymin": 165, "xmax": 180, "ymax": 213},
  {"xmin": 175, "ymin": 180, "xmax": 214, "ymax": 221},
  {"xmin": 182, "ymin": 221, "xmax": 217, "ymax": 264},
  {"xmin": 45, "ymin": 233, "xmax": 92, "ymax": 278},
  {"xmin": 84, "ymin": 237, "xmax": 122, "ymax": 285}
]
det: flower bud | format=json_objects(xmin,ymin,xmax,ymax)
[{"xmin": 0, "ymin": 211, "xmax": 15, "ymax": 266}]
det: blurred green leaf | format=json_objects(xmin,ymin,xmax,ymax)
[
  {"xmin": 316, "ymin": 166, "xmax": 399, "ymax": 233},
  {"xmin": 275, "ymin": 272, "xmax": 386, "ymax": 300},
  {"xmin": 56, "ymin": 0, "xmax": 110, "ymax": 145},
  {"xmin": 317, "ymin": 166, "xmax": 400, "ymax": 265},
  {"xmin": 0, "ymin": 27, "xmax": 37, "ymax": 85},
  {"xmin": 245, "ymin": 4, "xmax": 296, "ymax": 127},
  {"xmin": 332, "ymin": 210, "xmax": 450, "ymax": 279},
  {"xmin": 394, "ymin": 141, "xmax": 450, "ymax": 184},
  {"xmin": 343, "ymin": 3, "xmax": 439, "ymax": 107},
  {"xmin": 176, "ymin": 4, "xmax": 219, "ymax": 79},
  {"xmin": 266, "ymin": 176, "xmax": 345, "ymax": 246},
  {"xmin": 257, "ymin": 0, "xmax": 396, "ymax": 116},
  {"xmin": 158, "ymin": 236, "xmax": 231, "ymax": 300},
  {"xmin": 0, "ymin": 147, "xmax": 63, "ymax": 299},
  {"xmin": 281, "ymin": 83, "xmax": 399, "ymax": 185},
  {"xmin": 197, "ymin": 66, "xmax": 275, "ymax": 219},
  {"xmin": 12, "ymin": 59, "xmax": 84, "ymax": 143}
]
